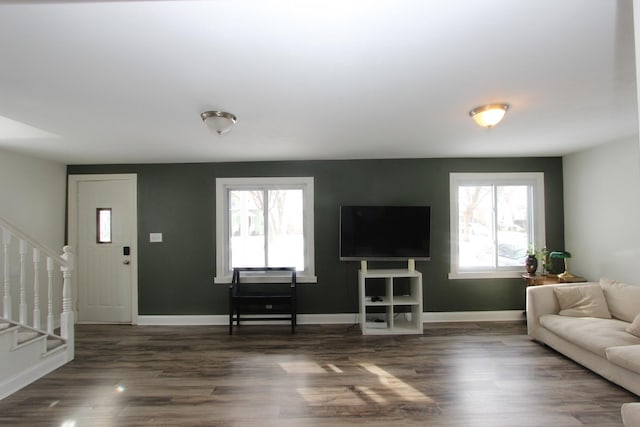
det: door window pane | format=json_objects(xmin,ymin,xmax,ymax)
[{"xmin": 97, "ymin": 208, "xmax": 112, "ymax": 243}]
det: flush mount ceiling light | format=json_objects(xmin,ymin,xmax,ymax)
[
  {"xmin": 200, "ymin": 111, "xmax": 237, "ymax": 135},
  {"xmin": 469, "ymin": 103, "xmax": 509, "ymax": 128}
]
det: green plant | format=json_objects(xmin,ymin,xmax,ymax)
[
  {"xmin": 539, "ymin": 247, "xmax": 549, "ymax": 273},
  {"xmin": 527, "ymin": 244, "xmax": 550, "ymax": 273}
]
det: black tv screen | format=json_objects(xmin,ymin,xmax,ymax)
[{"xmin": 339, "ymin": 206, "xmax": 431, "ymax": 261}]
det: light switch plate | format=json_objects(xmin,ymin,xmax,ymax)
[{"xmin": 149, "ymin": 232, "xmax": 163, "ymax": 243}]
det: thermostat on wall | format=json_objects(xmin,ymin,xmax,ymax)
[{"xmin": 149, "ymin": 233, "xmax": 163, "ymax": 243}]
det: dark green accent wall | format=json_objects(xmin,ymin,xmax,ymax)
[{"xmin": 68, "ymin": 157, "xmax": 564, "ymax": 315}]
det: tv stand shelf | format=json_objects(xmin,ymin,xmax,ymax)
[{"xmin": 358, "ymin": 269, "xmax": 423, "ymax": 335}]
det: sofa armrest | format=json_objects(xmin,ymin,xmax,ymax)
[
  {"xmin": 622, "ymin": 402, "xmax": 640, "ymax": 427},
  {"xmin": 525, "ymin": 282, "xmax": 598, "ymax": 337}
]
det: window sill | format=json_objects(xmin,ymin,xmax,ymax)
[
  {"xmin": 214, "ymin": 275, "xmax": 317, "ymax": 284},
  {"xmin": 448, "ymin": 271, "xmax": 524, "ymax": 280}
]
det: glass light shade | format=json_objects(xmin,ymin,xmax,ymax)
[
  {"xmin": 469, "ymin": 104, "xmax": 509, "ymax": 128},
  {"xmin": 549, "ymin": 251, "xmax": 571, "ymax": 259},
  {"xmin": 549, "ymin": 251, "xmax": 574, "ymax": 279},
  {"xmin": 201, "ymin": 111, "xmax": 237, "ymax": 135}
]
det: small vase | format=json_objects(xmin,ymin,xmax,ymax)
[{"xmin": 525, "ymin": 255, "xmax": 538, "ymax": 275}]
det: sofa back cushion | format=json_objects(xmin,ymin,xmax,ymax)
[
  {"xmin": 600, "ymin": 278, "xmax": 640, "ymax": 323},
  {"xmin": 554, "ymin": 283, "xmax": 612, "ymax": 318}
]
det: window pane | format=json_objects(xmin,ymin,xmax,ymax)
[
  {"xmin": 230, "ymin": 190, "xmax": 265, "ymax": 267},
  {"xmin": 267, "ymin": 189, "xmax": 304, "ymax": 270},
  {"xmin": 496, "ymin": 185, "xmax": 529, "ymax": 267},
  {"xmin": 458, "ymin": 186, "xmax": 493, "ymax": 268},
  {"xmin": 97, "ymin": 208, "xmax": 112, "ymax": 243}
]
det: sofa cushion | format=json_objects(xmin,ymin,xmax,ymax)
[
  {"xmin": 553, "ymin": 284, "xmax": 612, "ymax": 318},
  {"xmin": 606, "ymin": 345, "xmax": 640, "ymax": 375},
  {"xmin": 539, "ymin": 314, "xmax": 640, "ymax": 357},
  {"xmin": 622, "ymin": 402, "xmax": 640, "ymax": 427},
  {"xmin": 628, "ymin": 313, "xmax": 640, "ymax": 338},
  {"xmin": 600, "ymin": 278, "xmax": 640, "ymax": 322}
]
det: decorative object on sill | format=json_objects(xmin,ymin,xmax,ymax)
[
  {"xmin": 525, "ymin": 254, "xmax": 538, "ymax": 275},
  {"xmin": 550, "ymin": 251, "xmax": 574, "ymax": 280},
  {"xmin": 469, "ymin": 103, "xmax": 509, "ymax": 128},
  {"xmin": 201, "ymin": 111, "xmax": 237, "ymax": 135},
  {"xmin": 526, "ymin": 243, "xmax": 539, "ymax": 275}
]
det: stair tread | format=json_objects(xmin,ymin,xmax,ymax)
[
  {"xmin": 46, "ymin": 338, "xmax": 65, "ymax": 352},
  {"xmin": 17, "ymin": 330, "xmax": 43, "ymax": 344}
]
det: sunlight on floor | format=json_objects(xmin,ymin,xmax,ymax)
[
  {"xmin": 355, "ymin": 386, "xmax": 387, "ymax": 404},
  {"xmin": 291, "ymin": 359, "xmax": 434, "ymax": 406},
  {"xmin": 297, "ymin": 386, "xmax": 368, "ymax": 406},
  {"xmin": 360, "ymin": 363, "xmax": 433, "ymax": 403},
  {"xmin": 279, "ymin": 361, "xmax": 328, "ymax": 374}
]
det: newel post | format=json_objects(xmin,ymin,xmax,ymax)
[
  {"xmin": 60, "ymin": 245, "xmax": 74, "ymax": 360},
  {"xmin": 46, "ymin": 256, "xmax": 55, "ymax": 334}
]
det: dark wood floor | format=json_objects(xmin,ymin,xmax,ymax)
[{"xmin": 0, "ymin": 321, "xmax": 636, "ymax": 426}]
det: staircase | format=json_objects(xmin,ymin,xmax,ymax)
[{"xmin": 0, "ymin": 216, "xmax": 74, "ymax": 399}]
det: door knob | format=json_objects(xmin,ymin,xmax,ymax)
[{"xmin": 123, "ymin": 260, "xmax": 130, "ymax": 265}]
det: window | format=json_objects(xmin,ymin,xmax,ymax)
[
  {"xmin": 215, "ymin": 177, "xmax": 316, "ymax": 283},
  {"xmin": 97, "ymin": 208, "xmax": 112, "ymax": 243},
  {"xmin": 449, "ymin": 172, "xmax": 545, "ymax": 279}
]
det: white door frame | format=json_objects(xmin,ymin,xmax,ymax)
[{"xmin": 67, "ymin": 173, "xmax": 139, "ymax": 325}]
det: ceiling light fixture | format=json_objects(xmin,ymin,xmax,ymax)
[
  {"xmin": 201, "ymin": 111, "xmax": 237, "ymax": 135},
  {"xmin": 469, "ymin": 103, "xmax": 509, "ymax": 128}
]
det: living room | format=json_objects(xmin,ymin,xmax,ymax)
[{"xmin": 1, "ymin": 1, "xmax": 639, "ymax": 425}]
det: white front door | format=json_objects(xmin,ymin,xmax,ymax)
[{"xmin": 68, "ymin": 174, "xmax": 138, "ymax": 324}]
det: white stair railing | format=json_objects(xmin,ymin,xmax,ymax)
[{"xmin": 0, "ymin": 216, "xmax": 74, "ymax": 360}]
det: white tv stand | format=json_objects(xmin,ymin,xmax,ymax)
[{"xmin": 358, "ymin": 263, "xmax": 423, "ymax": 335}]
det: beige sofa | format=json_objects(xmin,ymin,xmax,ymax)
[{"xmin": 526, "ymin": 279, "xmax": 640, "ymax": 396}]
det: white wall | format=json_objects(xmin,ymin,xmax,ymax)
[
  {"xmin": 0, "ymin": 148, "xmax": 66, "ymax": 250},
  {"xmin": 563, "ymin": 137, "xmax": 640, "ymax": 284}
]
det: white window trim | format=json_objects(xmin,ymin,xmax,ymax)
[
  {"xmin": 214, "ymin": 177, "xmax": 317, "ymax": 284},
  {"xmin": 449, "ymin": 172, "xmax": 546, "ymax": 280}
]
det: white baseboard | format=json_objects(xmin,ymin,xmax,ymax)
[
  {"xmin": 422, "ymin": 310, "xmax": 525, "ymax": 322},
  {"xmin": 137, "ymin": 311, "xmax": 523, "ymax": 326}
]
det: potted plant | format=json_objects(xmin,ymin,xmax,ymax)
[
  {"xmin": 526, "ymin": 243, "xmax": 539, "ymax": 275},
  {"xmin": 539, "ymin": 247, "xmax": 549, "ymax": 275}
]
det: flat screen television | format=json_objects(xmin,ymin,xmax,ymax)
[{"xmin": 339, "ymin": 205, "xmax": 431, "ymax": 261}]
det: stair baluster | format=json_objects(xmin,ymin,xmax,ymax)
[
  {"xmin": 33, "ymin": 248, "xmax": 41, "ymax": 330},
  {"xmin": 19, "ymin": 239, "xmax": 27, "ymax": 324},
  {"xmin": 2, "ymin": 228, "xmax": 10, "ymax": 320},
  {"xmin": 46, "ymin": 256, "xmax": 54, "ymax": 335}
]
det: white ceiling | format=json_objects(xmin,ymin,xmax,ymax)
[{"xmin": 0, "ymin": 0, "xmax": 637, "ymax": 164}]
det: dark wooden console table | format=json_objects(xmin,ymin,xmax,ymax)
[
  {"xmin": 522, "ymin": 273, "xmax": 586, "ymax": 286},
  {"xmin": 229, "ymin": 267, "xmax": 297, "ymax": 335}
]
